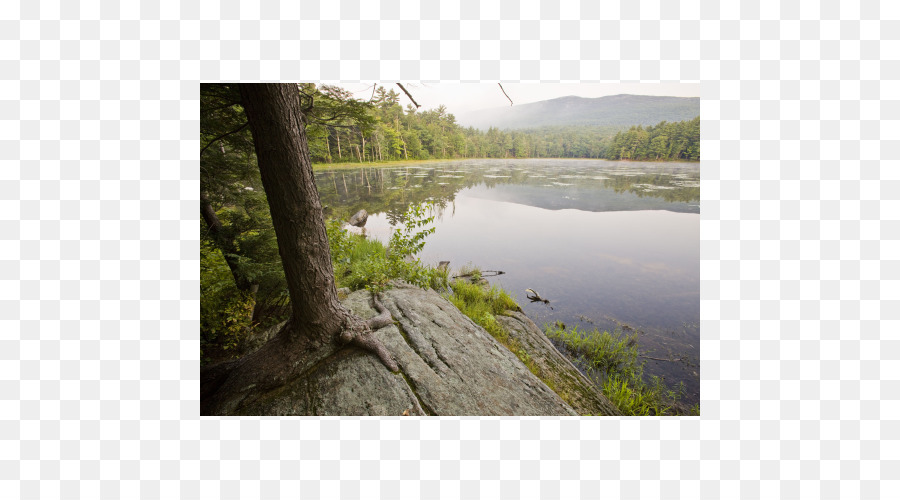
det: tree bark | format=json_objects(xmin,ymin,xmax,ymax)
[
  {"xmin": 240, "ymin": 84, "xmax": 345, "ymax": 337},
  {"xmin": 201, "ymin": 83, "xmax": 397, "ymax": 415}
]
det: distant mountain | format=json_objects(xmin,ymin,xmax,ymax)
[{"xmin": 455, "ymin": 94, "xmax": 700, "ymax": 130}]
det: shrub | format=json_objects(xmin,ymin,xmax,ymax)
[
  {"xmin": 200, "ymin": 240, "xmax": 256, "ymax": 363},
  {"xmin": 325, "ymin": 203, "xmax": 448, "ymax": 293}
]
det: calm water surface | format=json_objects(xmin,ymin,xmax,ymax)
[{"xmin": 316, "ymin": 159, "xmax": 700, "ymax": 403}]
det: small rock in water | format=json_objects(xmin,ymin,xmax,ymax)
[{"xmin": 349, "ymin": 209, "xmax": 368, "ymax": 227}]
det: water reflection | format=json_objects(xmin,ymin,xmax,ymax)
[
  {"xmin": 317, "ymin": 159, "xmax": 700, "ymax": 224},
  {"xmin": 315, "ymin": 159, "xmax": 700, "ymax": 404}
]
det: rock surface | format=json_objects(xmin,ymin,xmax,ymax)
[
  {"xmin": 348, "ymin": 209, "xmax": 368, "ymax": 227},
  {"xmin": 234, "ymin": 283, "xmax": 618, "ymax": 416},
  {"xmin": 495, "ymin": 311, "xmax": 621, "ymax": 416}
]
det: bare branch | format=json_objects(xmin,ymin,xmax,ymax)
[
  {"xmin": 200, "ymin": 121, "xmax": 249, "ymax": 156},
  {"xmin": 298, "ymin": 87, "xmax": 315, "ymax": 113},
  {"xmin": 352, "ymin": 84, "xmax": 375, "ymax": 96},
  {"xmin": 498, "ymin": 83, "xmax": 513, "ymax": 106},
  {"xmin": 396, "ymin": 83, "xmax": 421, "ymax": 108}
]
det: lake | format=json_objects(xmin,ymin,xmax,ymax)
[{"xmin": 315, "ymin": 159, "xmax": 700, "ymax": 405}]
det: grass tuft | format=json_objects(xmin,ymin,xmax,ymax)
[{"xmin": 545, "ymin": 323, "xmax": 693, "ymax": 416}]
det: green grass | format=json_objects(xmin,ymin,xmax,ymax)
[
  {"xmin": 545, "ymin": 324, "xmax": 692, "ymax": 416},
  {"xmin": 447, "ymin": 279, "xmax": 519, "ymax": 317}
]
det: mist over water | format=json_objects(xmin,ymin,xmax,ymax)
[{"xmin": 316, "ymin": 159, "xmax": 700, "ymax": 404}]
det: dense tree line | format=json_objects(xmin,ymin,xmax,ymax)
[
  {"xmin": 604, "ymin": 117, "xmax": 700, "ymax": 161},
  {"xmin": 304, "ymin": 85, "xmax": 699, "ymax": 163}
]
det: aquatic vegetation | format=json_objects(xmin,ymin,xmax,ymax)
[{"xmin": 544, "ymin": 324, "xmax": 691, "ymax": 416}]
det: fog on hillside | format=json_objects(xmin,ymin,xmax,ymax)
[{"xmin": 454, "ymin": 94, "xmax": 701, "ymax": 131}]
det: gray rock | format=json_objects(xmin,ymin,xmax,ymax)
[
  {"xmin": 238, "ymin": 283, "xmax": 596, "ymax": 416},
  {"xmin": 349, "ymin": 209, "xmax": 368, "ymax": 227},
  {"xmin": 240, "ymin": 321, "xmax": 283, "ymax": 356},
  {"xmin": 495, "ymin": 311, "xmax": 622, "ymax": 416}
]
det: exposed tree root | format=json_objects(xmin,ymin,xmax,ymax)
[
  {"xmin": 340, "ymin": 294, "xmax": 398, "ymax": 372},
  {"xmin": 202, "ymin": 293, "xmax": 399, "ymax": 415}
]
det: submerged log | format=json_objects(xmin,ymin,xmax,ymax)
[
  {"xmin": 525, "ymin": 288, "xmax": 550, "ymax": 303},
  {"xmin": 451, "ymin": 270, "xmax": 505, "ymax": 279}
]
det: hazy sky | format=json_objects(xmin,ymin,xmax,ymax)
[{"xmin": 334, "ymin": 83, "xmax": 699, "ymax": 116}]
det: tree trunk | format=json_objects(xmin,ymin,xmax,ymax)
[
  {"xmin": 240, "ymin": 85, "xmax": 346, "ymax": 335},
  {"xmin": 200, "ymin": 191, "xmax": 253, "ymax": 293},
  {"xmin": 201, "ymin": 84, "xmax": 397, "ymax": 415},
  {"xmin": 336, "ymin": 129, "xmax": 342, "ymax": 160},
  {"xmin": 325, "ymin": 134, "xmax": 331, "ymax": 163}
]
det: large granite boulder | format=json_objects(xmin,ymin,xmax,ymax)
[{"xmin": 234, "ymin": 283, "xmax": 619, "ymax": 416}]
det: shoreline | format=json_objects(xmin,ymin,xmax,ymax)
[{"xmin": 312, "ymin": 157, "xmax": 701, "ymax": 171}]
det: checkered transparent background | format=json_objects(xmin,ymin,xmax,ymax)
[{"xmin": 2, "ymin": 0, "xmax": 898, "ymax": 498}]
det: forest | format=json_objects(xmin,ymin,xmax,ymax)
[
  {"xmin": 603, "ymin": 117, "xmax": 700, "ymax": 161},
  {"xmin": 297, "ymin": 84, "xmax": 700, "ymax": 163}
]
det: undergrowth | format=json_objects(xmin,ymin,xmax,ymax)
[
  {"xmin": 545, "ymin": 324, "xmax": 693, "ymax": 416},
  {"xmin": 326, "ymin": 203, "xmax": 449, "ymax": 293},
  {"xmin": 200, "ymin": 240, "xmax": 258, "ymax": 364}
]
